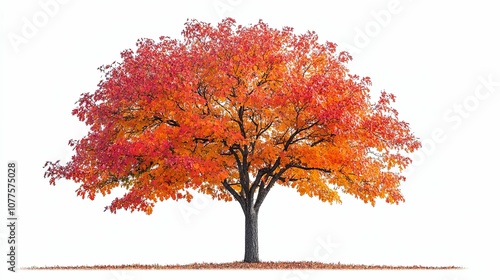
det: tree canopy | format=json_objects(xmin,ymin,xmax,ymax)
[{"xmin": 44, "ymin": 18, "xmax": 421, "ymax": 216}]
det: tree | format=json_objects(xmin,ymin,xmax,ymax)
[{"xmin": 44, "ymin": 18, "xmax": 421, "ymax": 263}]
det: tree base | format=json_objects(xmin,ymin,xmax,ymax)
[{"xmin": 243, "ymin": 258, "xmax": 260, "ymax": 263}]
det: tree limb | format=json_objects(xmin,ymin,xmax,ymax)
[{"xmin": 223, "ymin": 179, "xmax": 245, "ymax": 209}]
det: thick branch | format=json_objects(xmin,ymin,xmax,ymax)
[
  {"xmin": 249, "ymin": 153, "xmax": 282, "ymax": 195},
  {"xmin": 237, "ymin": 106, "xmax": 247, "ymax": 139},
  {"xmin": 241, "ymin": 145, "xmax": 250, "ymax": 195},
  {"xmin": 223, "ymin": 179, "xmax": 245, "ymax": 209},
  {"xmin": 254, "ymin": 167, "xmax": 288, "ymax": 211},
  {"xmin": 248, "ymin": 168, "xmax": 268, "ymax": 195},
  {"xmin": 229, "ymin": 145, "xmax": 250, "ymax": 197}
]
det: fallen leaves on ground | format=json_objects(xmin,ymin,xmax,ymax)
[{"xmin": 24, "ymin": 261, "xmax": 463, "ymax": 270}]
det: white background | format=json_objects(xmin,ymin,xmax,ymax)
[{"xmin": 1, "ymin": 0, "xmax": 499, "ymax": 279}]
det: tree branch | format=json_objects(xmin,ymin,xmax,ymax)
[
  {"xmin": 310, "ymin": 138, "xmax": 326, "ymax": 147},
  {"xmin": 232, "ymin": 147, "xmax": 250, "ymax": 198},
  {"xmin": 254, "ymin": 167, "xmax": 288, "ymax": 211},
  {"xmin": 284, "ymin": 120, "xmax": 320, "ymax": 151},
  {"xmin": 237, "ymin": 106, "xmax": 247, "ymax": 139},
  {"xmin": 166, "ymin": 119, "xmax": 180, "ymax": 127},
  {"xmin": 223, "ymin": 179, "xmax": 245, "ymax": 209},
  {"xmin": 287, "ymin": 164, "xmax": 332, "ymax": 173},
  {"xmin": 248, "ymin": 168, "xmax": 268, "ymax": 195}
]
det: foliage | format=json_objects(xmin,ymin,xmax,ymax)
[{"xmin": 44, "ymin": 18, "xmax": 421, "ymax": 215}]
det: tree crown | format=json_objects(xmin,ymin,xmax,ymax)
[{"xmin": 44, "ymin": 18, "xmax": 421, "ymax": 214}]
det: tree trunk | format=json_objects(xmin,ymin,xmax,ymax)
[{"xmin": 243, "ymin": 207, "xmax": 259, "ymax": 262}]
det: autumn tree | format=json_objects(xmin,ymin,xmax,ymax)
[{"xmin": 44, "ymin": 18, "xmax": 421, "ymax": 263}]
